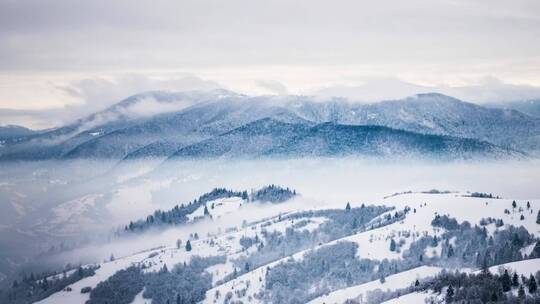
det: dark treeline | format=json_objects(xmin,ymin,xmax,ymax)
[
  {"xmin": 265, "ymin": 242, "xmax": 378, "ymax": 303},
  {"xmin": 87, "ymin": 256, "xmax": 225, "ymax": 304},
  {"xmin": 363, "ymin": 269, "xmax": 540, "ymax": 303},
  {"xmin": 250, "ymin": 185, "xmax": 296, "ymax": 203},
  {"xmin": 430, "ymin": 215, "xmax": 537, "ymax": 267},
  {"xmin": 229, "ymin": 205, "xmax": 397, "ymax": 282},
  {"xmin": 123, "ymin": 185, "xmax": 296, "ymax": 233},
  {"xmin": 87, "ymin": 266, "xmax": 144, "ymax": 304},
  {"xmin": 465, "ymin": 192, "xmax": 500, "ymax": 199},
  {"xmin": 256, "ymin": 213, "xmax": 540, "ymax": 303},
  {"xmin": 0, "ymin": 265, "xmax": 99, "ymax": 304}
]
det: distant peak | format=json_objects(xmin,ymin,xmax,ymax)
[{"xmin": 413, "ymin": 92, "xmax": 457, "ymax": 100}]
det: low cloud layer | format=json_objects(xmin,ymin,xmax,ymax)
[
  {"xmin": 0, "ymin": 74, "xmax": 221, "ymax": 129},
  {"xmin": 311, "ymin": 77, "xmax": 540, "ymax": 103}
]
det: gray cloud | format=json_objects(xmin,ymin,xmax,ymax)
[
  {"xmin": 0, "ymin": 0, "xmax": 539, "ymax": 72},
  {"xmin": 57, "ymin": 73, "xmax": 220, "ymax": 114},
  {"xmin": 256, "ymin": 80, "xmax": 289, "ymax": 95},
  {"xmin": 0, "ymin": 74, "xmax": 221, "ymax": 129},
  {"xmin": 312, "ymin": 77, "xmax": 540, "ymax": 103}
]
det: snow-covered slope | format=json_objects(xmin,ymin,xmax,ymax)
[
  {"xmin": 309, "ymin": 265, "xmax": 444, "ymax": 304},
  {"xmin": 10, "ymin": 185, "xmax": 540, "ymax": 304},
  {"xmin": 30, "ymin": 193, "xmax": 540, "ymax": 303}
]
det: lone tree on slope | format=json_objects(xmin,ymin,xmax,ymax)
[
  {"xmin": 501, "ymin": 270, "xmax": 511, "ymax": 292},
  {"xmin": 512, "ymin": 272, "xmax": 520, "ymax": 287},
  {"xmin": 529, "ymin": 274, "xmax": 538, "ymax": 293},
  {"xmin": 185, "ymin": 240, "xmax": 192, "ymax": 252},
  {"xmin": 389, "ymin": 239, "xmax": 396, "ymax": 252}
]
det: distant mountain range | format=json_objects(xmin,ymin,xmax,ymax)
[
  {"xmin": 0, "ymin": 125, "xmax": 36, "ymax": 141},
  {"xmin": 485, "ymin": 99, "xmax": 540, "ymax": 118},
  {"xmin": 1, "ymin": 90, "xmax": 539, "ymax": 161}
]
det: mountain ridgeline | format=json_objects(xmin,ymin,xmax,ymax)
[
  {"xmin": 124, "ymin": 185, "xmax": 296, "ymax": 233},
  {"xmin": 1, "ymin": 90, "xmax": 538, "ymax": 160},
  {"xmin": 171, "ymin": 118, "xmax": 512, "ymax": 160}
]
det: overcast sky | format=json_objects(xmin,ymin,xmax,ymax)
[{"xmin": 1, "ymin": 0, "xmax": 540, "ymax": 128}]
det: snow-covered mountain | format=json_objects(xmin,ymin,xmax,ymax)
[
  {"xmin": 170, "ymin": 118, "xmax": 515, "ymax": 160},
  {"xmin": 0, "ymin": 125, "xmax": 35, "ymax": 141},
  {"xmin": 285, "ymin": 93, "xmax": 540, "ymax": 151},
  {"xmin": 1, "ymin": 91, "xmax": 539, "ymax": 160},
  {"xmin": 486, "ymin": 99, "xmax": 540, "ymax": 118}
]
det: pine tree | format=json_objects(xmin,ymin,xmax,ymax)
[
  {"xmin": 447, "ymin": 245, "xmax": 454, "ymax": 258},
  {"xmin": 501, "ymin": 269, "xmax": 511, "ymax": 292},
  {"xmin": 204, "ymin": 205, "xmax": 210, "ymax": 216},
  {"xmin": 415, "ymin": 279, "xmax": 420, "ymax": 287},
  {"xmin": 389, "ymin": 239, "xmax": 396, "ymax": 252},
  {"xmin": 431, "ymin": 235, "xmax": 438, "ymax": 247},
  {"xmin": 518, "ymin": 284, "xmax": 526, "ymax": 299},
  {"xmin": 446, "ymin": 285, "xmax": 454, "ymax": 302},
  {"xmin": 185, "ymin": 240, "xmax": 192, "ymax": 252},
  {"xmin": 512, "ymin": 272, "xmax": 519, "ymax": 287},
  {"xmin": 527, "ymin": 201, "xmax": 531, "ymax": 209},
  {"xmin": 528, "ymin": 274, "xmax": 537, "ymax": 293},
  {"xmin": 512, "ymin": 200, "xmax": 517, "ymax": 209},
  {"xmin": 352, "ymin": 218, "xmax": 358, "ymax": 229},
  {"xmin": 244, "ymin": 262, "xmax": 250, "ymax": 272},
  {"xmin": 345, "ymin": 202, "xmax": 351, "ymax": 211},
  {"xmin": 537, "ymin": 210, "xmax": 540, "ymax": 224},
  {"xmin": 532, "ymin": 241, "xmax": 540, "ymax": 258},
  {"xmin": 520, "ymin": 214, "xmax": 525, "ymax": 221}
]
